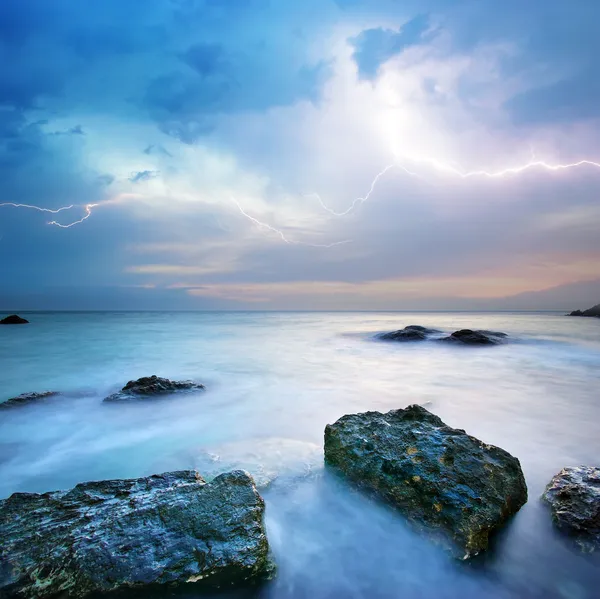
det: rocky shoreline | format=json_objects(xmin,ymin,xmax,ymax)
[
  {"xmin": 1, "ymin": 320, "xmax": 598, "ymax": 597},
  {"xmin": 568, "ymin": 303, "xmax": 600, "ymax": 318},
  {"xmin": 2, "ymin": 394, "xmax": 598, "ymax": 597}
]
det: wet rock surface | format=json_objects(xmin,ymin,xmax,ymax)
[
  {"xmin": 0, "ymin": 315, "xmax": 29, "ymax": 325},
  {"xmin": 440, "ymin": 329, "xmax": 507, "ymax": 345},
  {"xmin": 0, "ymin": 391, "xmax": 60, "ymax": 409},
  {"xmin": 104, "ymin": 375, "xmax": 205, "ymax": 402},
  {"xmin": 0, "ymin": 470, "xmax": 274, "ymax": 598},
  {"xmin": 569, "ymin": 303, "xmax": 600, "ymax": 317},
  {"xmin": 543, "ymin": 466, "xmax": 600, "ymax": 552},
  {"xmin": 324, "ymin": 405, "xmax": 527, "ymax": 559},
  {"xmin": 377, "ymin": 325, "xmax": 440, "ymax": 342}
]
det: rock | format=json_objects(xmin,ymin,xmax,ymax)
[
  {"xmin": 378, "ymin": 328, "xmax": 428, "ymax": 342},
  {"xmin": 0, "ymin": 470, "xmax": 274, "ymax": 598},
  {"xmin": 542, "ymin": 466, "xmax": 600, "ymax": 552},
  {"xmin": 440, "ymin": 329, "xmax": 506, "ymax": 345},
  {"xmin": 324, "ymin": 405, "xmax": 527, "ymax": 559},
  {"xmin": 568, "ymin": 303, "xmax": 600, "ymax": 318},
  {"xmin": 404, "ymin": 325, "xmax": 439, "ymax": 333},
  {"xmin": 0, "ymin": 315, "xmax": 28, "ymax": 325},
  {"xmin": 104, "ymin": 375, "xmax": 205, "ymax": 402},
  {"xmin": 0, "ymin": 391, "xmax": 59, "ymax": 409},
  {"xmin": 378, "ymin": 325, "xmax": 439, "ymax": 342}
]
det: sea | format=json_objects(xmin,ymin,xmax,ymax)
[{"xmin": 1, "ymin": 311, "xmax": 599, "ymax": 598}]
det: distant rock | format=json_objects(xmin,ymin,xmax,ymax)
[
  {"xmin": 0, "ymin": 470, "xmax": 274, "ymax": 598},
  {"xmin": 568, "ymin": 304, "xmax": 600, "ymax": 318},
  {"xmin": 0, "ymin": 314, "xmax": 28, "ymax": 325},
  {"xmin": 378, "ymin": 325, "xmax": 439, "ymax": 342},
  {"xmin": 324, "ymin": 405, "xmax": 527, "ymax": 559},
  {"xmin": 0, "ymin": 391, "xmax": 59, "ymax": 409},
  {"xmin": 104, "ymin": 375, "xmax": 205, "ymax": 402},
  {"xmin": 439, "ymin": 329, "xmax": 507, "ymax": 345},
  {"xmin": 543, "ymin": 466, "xmax": 600, "ymax": 552}
]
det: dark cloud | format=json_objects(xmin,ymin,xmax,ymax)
[
  {"xmin": 129, "ymin": 170, "xmax": 159, "ymax": 183},
  {"xmin": 143, "ymin": 144, "xmax": 173, "ymax": 157},
  {"xmin": 1, "ymin": 0, "xmax": 599, "ymax": 309},
  {"xmin": 351, "ymin": 15, "xmax": 431, "ymax": 80}
]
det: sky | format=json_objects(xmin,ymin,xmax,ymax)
[{"xmin": 1, "ymin": 0, "xmax": 599, "ymax": 310}]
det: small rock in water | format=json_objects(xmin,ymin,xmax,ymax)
[
  {"xmin": 543, "ymin": 466, "xmax": 600, "ymax": 552},
  {"xmin": 0, "ymin": 470, "xmax": 275, "ymax": 598},
  {"xmin": 0, "ymin": 314, "xmax": 29, "ymax": 325},
  {"xmin": 0, "ymin": 391, "xmax": 59, "ymax": 409},
  {"xmin": 378, "ymin": 325, "xmax": 439, "ymax": 342},
  {"xmin": 440, "ymin": 329, "xmax": 507, "ymax": 345},
  {"xmin": 104, "ymin": 375, "xmax": 205, "ymax": 402},
  {"xmin": 324, "ymin": 404, "xmax": 528, "ymax": 559}
]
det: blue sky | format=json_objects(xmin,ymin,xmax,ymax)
[{"xmin": 1, "ymin": 0, "xmax": 599, "ymax": 310}]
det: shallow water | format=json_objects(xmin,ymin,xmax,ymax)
[{"xmin": 1, "ymin": 311, "xmax": 600, "ymax": 598}]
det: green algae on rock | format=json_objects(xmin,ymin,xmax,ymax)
[
  {"xmin": 324, "ymin": 405, "xmax": 527, "ymax": 559},
  {"xmin": 0, "ymin": 470, "xmax": 274, "ymax": 598}
]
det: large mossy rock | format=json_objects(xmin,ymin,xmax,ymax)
[
  {"xmin": 324, "ymin": 405, "xmax": 527, "ymax": 559},
  {"xmin": 0, "ymin": 470, "xmax": 274, "ymax": 598},
  {"xmin": 543, "ymin": 466, "xmax": 600, "ymax": 552},
  {"xmin": 104, "ymin": 375, "xmax": 205, "ymax": 402}
]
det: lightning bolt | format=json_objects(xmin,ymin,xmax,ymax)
[
  {"xmin": 232, "ymin": 198, "xmax": 351, "ymax": 248},
  {"xmin": 311, "ymin": 155, "xmax": 600, "ymax": 217},
  {"xmin": 306, "ymin": 163, "xmax": 420, "ymax": 217},
  {"xmin": 412, "ymin": 157, "xmax": 600, "ymax": 179},
  {"xmin": 0, "ymin": 202, "xmax": 75, "ymax": 214},
  {"xmin": 3, "ymin": 153, "xmax": 600, "ymax": 245},
  {"xmin": 0, "ymin": 201, "xmax": 99, "ymax": 228},
  {"xmin": 47, "ymin": 203, "xmax": 98, "ymax": 228},
  {"xmin": 0, "ymin": 194, "xmax": 143, "ymax": 228}
]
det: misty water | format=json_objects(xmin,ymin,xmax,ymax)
[{"xmin": 1, "ymin": 311, "xmax": 599, "ymax": 598}]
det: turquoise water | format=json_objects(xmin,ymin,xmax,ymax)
[{"xmin": 1, "ymin": 311, "xmax": 600, "ymax": 598}]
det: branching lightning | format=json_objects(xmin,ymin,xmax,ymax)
[
  {"xmin": 306, "ymin": 163, "xmax": 422, "ymax": 217},
  {"xmin": 410, "ymin": 157, "xmax": 600, "ymax": 179},
  {"xmin": 2, "ymin": 153, "xmax": 600, "ymax": 248},
  {"xmin": 232, "ymin": 198, "xmax": 351, "ymax": 248},
  {"xmin": 0, "ymin": 201, "xmax": 99, "ymax": 228},
  {"xmin": 311, "ymin": 155, "xmax": 600, "ymax": 217}
]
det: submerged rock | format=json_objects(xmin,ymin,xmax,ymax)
[
  {"xmin": 378, "ymin": 325, "xmax": 439, "ymax": 342},
  {"xmin": 543, "ymin": 466, "xmax": 600, "ymax": 552},
  {"xmin": 440, "ymin": 329, "xmax": 507, "ymax": 345},
  {"xmin": 104, "ymin": 375, "xmax": 205, "ymax": 402},
  {"xmin": 568, "ymin": 303, "xmax": 600, "ymax": 318},
  {"xmin": 191, "ymin": 437, "xmax": 323, "ymax": 490},
  {"xmin": 324, "ymin": 405, "xmax": 527, "ymax": 559},
  {"xmin": 0, "ymin": 470, "xmax": 274, "ymax": 598},
  {"xmin": 0, "ymin": 314, "xmax": 28, "ymax": 325},
  {"xmin": 0, "ymin": 391, "xmax": 59, "ymax": 409}
]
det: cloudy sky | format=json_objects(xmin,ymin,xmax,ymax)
[{"xmin": 1, "ymin": 0, "xmax": 599, "ymax": 310}]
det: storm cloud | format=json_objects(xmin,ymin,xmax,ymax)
[{"xmin": 1, "ymin": 0, "xmax": 599, "ymax": 310}]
